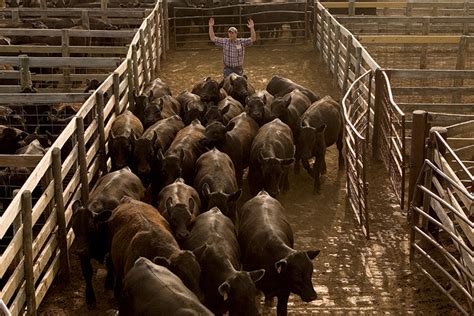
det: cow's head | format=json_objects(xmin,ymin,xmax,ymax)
[
  {"xmin": 245, "ymin": 95, "xmax": 266, "ymax": 125},
  {"xmin": 109, "ymin": 132, "xmax": 133, "ymax": 170},
  {"xmin": 297, "ymin": 122, "xmax": 326, "ymax": 160},
  {"xmin": 204, "ymin": 103, "xmax": 230, "ymax": 125},
  {"xmin": 71, "ymin": 200, "xmax": 112, "ymax": 261},
  {"xmin": 274, "ymin": 250, "xmax": 320, "ymax": 302},
  {"xmin": 258, "ymin": 150, "xmax": 294, "ymax": 198},
  {"xmin": 270, "ymin": 94, "xmax": 291, "ymax": 122},
  {"xmin": 132, "ymin": 132, "xmax": 158, "ymax": 180},
  {"xmin": 165, "ymin": 197, "xmax": 195, "ymax": 241},
  {"xmin": 182, "ymin": 98, "xmax": 206, "ymax": 126},
  {"xmin": 202, "ymin": 121, "xmax": 234, "ymax": 148},
  {"xmin": 158, "ymin": 149, "xmax": 184, "ymax": 185},
  {"xmin": 143, "ymin": 100, "xmax": 162, "ymax": 129},
  {"xmin": 202, "ymin": 183, "xmax": 241, "ymax": 216},
  {"xmin": 198, "ymin": 77, "xmax": 221, "ymax": 104},
  {"xmin": 154, "ymin": 249, "xmax": 203, "ymax": 301}
]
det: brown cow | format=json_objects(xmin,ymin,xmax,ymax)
[{"xmin": 107, "ymin": 196, "xmax": 203, "ymax": 299}]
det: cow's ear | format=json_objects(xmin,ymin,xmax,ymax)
[
  {"xmin": 153, "ymin": 256, "xmax": 171, "ymax": 268},
  {"xmin": 165, "ymin": 197, "xmax": 174, "ymax": 211},
  {"xmin": 306, "ymin": 250, "xmax": 320, "ymax": 260},
  {"xmin": 148, "ymin": 91, "xmax": 154, "ymax": 101},
  {"xmin": 131, "ymin": 132, "xmax": 138, "ymax": 144},
  {"xmin": 281, "ymin": 158, "xmax": 295, "ymax": 166},
  {"xmin": 229, "ymin": 189, "xmax": 242, "ymax": 202},
  {"xmin": 249, "ymin": 269, "xmax": 265, "ymax": 283},
  {"xmin": 188, "ymin": 198, "xmax": 195, "ymax": 213},
  {"xmin": 157, "ymin": 148, "xmax": 165, "ymax": 160},
  {"xmin": 192, "ymin": 243, "xmax": 207, "ymax": 258},
  {"xmin": 220, "ymin": 104, "xmax": 230, "ymax": 115},
  {"xmin": 245, "ymin": 96, "xmax": 250, "ymax": 105},
  {"xmin": 218, "ymin": 281, "xmax": 230, "ymax": 301},
  {"xmin": 202, "ymin": 183, "xmax": 211, "ymax": 198},
  {"xmin": 284, "ymin": 95, "xmax": 292, "ymax": 106},
  {"xmin": 258, "ymin": 149, "xmax": 266, "ymax": 164},
  {"xmin": 275, "ymin": 259, "xmax": 287, "ymax": 274},
  {"xmin": 243, "ymin": 74, "xmax": 248, "ymax": 80},
  {"xmin": 218, "ymin": 79, "xmax": 224, "ymax": 89},
  {"xmin": 205, "ymin": 76, "xmax": 211, "ymax": 82},
  {"xmin": 95, "ymin": 210, "xmax": 112, "ymax": 222},
  {"xmin": 72, "ymin": 200, "xmax": 82, "ymax": 213},
  {"xmin": 262, "ymin": 94, "xmax": 267, "ymax": 104},
  {"xmin": 225, "ymin": 121, "xmax": 235, "ymax": 132},
  {"xmin": 315, "ymin": 124, "xmax": 326, "ymax": 134}
]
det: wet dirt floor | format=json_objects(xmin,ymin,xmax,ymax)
[{"xmin": 38, "ymin": 43, "xmax": 459, "ymax": 315}]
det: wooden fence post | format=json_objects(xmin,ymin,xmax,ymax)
[
  {"xmin": 154, "ymin": 9, "xmax": 162, "ymax": 73},
  {"xmin": 342, "ymin": 35, "xmax": 353, "ymax": 93},
  {"xmin": 52, "ymin": 148, "xmax": 70, "ymax": 283},
  {"xmin": 127, "ymin": 58, "xmax": 135, "ymax": 108},
  {"xmin": 453, "ymin": 36, "xmax": 468, "ymax": 103},
  {"xmin": 313, "ymin": 1, "xmax": 318, "ymax": 49},
  {"xmin": 96, "ymin": 92, "xmax": 108, "ymax": 175},
  {"xmin": 100, "ymin": 0, "xmax": 108, "ymax": 22},
  {"xmin": 324, "ymin": 10, "xmax": 331, "ymax": 67},
  {"xmin": 163, "ymin": 0, "xmax": 169, "ymax": 52},
  {"xmin": 19, "ymin": 54, "xmax": 33, "ymax": 92},
  {"xmin": 12, "ymin": 9, "xmax": 20, "ymax": 25},
  {"xmin": 348, "ymin": 0, "xmax": 355, "ymax": 16},
  {"xmin": 304, "ymin": 0, "xmax": 309, "ymax": 40},
  {"xmin": 139, "ymin": 28, "xmax": 150, "ymax": 85},
  {"xmin": 113, "ymin": 72, "xmax": 120, "ymax": 115},
  {"xmin": 81, "ymin": 10, "xmax": 90, "ymax": 30},
  {"xmin": 132, "ymin": 44, "xmax": 140, "ymax": 93},
  {"xmin": 22, "ymin": 190, "xmax": 37, "ymax": 316},
  {"xmin": 61, "ymin": 29, "xmax": 71, "ymax": 92},
  {"xmin": 75, "ymin": 117, "xmax": 89, "ymax": 205},
  {"xmin": 145, "ymin": 18, "xmax": 155, "ymax": 80},
  {"xmin": 408, "ymin": 110, "xmax": 428, "ymax": 214},
  {"xmin": 419, "ymin": 18, "xmax": 430, "ymax": 69}
]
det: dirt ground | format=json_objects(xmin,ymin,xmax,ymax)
[{"xmin": 38, "ymin": 44, "xmax": 459, "ymax": 315}]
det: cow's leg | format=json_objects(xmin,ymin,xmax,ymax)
[
  {"xmin": 80, "ymin": 256, "xmax": 96, "ymax": 308},
  {"xmin": 313, "ymin": 156, "xmax": 323, "ymax": 194},
  {"xmin": 294, "ymin": 147, "xmax": 301, "ymax": 174},
  {"xmin": 302, "ymin": 158, "xmax": 311, "ymax": 175},
  {"xmin": 337, "ymin": 131, "xmax": 345, "ymax": 167},
  {"xmin": 276, "ymin": 292, "xmax": 290, "ymax": 316},
  {"xmin": 104, "ymin": 254, "xmax": 114, "ymax": 290}
]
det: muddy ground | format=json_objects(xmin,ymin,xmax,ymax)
[{"xmin": 38, "ymin": 44, "xmax": 459, "ymax": 315}]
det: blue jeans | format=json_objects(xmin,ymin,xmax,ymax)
[{"xmin": 224, "ymin": 66, "xmax": 243, "ymax": 78}]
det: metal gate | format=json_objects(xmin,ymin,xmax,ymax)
[
  {"xmin": 342, "ymin": 70, "xmax": 372, "ymax": 237},
  {"xmin": 171, "ymin": 2, "xmax": 309, "ymax": 49},
  {"xmin": 373, "ymin": 70, "xmax": 406, "ymax": 209}
]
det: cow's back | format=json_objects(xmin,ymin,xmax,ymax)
[
  {"xmin": 120, "ymin": 257, "xmax": 212, "ymax": 315},
  {"xmin": 303, "ymin": 96, "xmax": 342, "ymax": 146}
]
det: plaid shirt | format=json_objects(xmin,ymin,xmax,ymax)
[{"xmin": 214, "ymin": 37, "xmax": 253, "ymax": 67}]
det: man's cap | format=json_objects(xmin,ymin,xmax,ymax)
[{"xmin": 228, "ymin": 27, "xmax": 238, "ymax": 34}]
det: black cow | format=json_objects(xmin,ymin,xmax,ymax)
[
  {"xmin": 296, "ymin": 95, "xmax": 344, "ymax": 193},
  {"xmin": 193, "ymin": 148, "xmax": 241, "ymax": 217},
  {"xmin": 109, "ymin": 110, "xmax": 144, "ymax": 170},
  {"xmin": 119, "ymin": 257, "xmax": 212, "ymax": 315},
  {"xmin": 191, "ymin": 76, "xmax": 224, "ymax": 105},
  {"xmin": 131, "ymin": 78, "xmax": 172, "ymax": 121},
  {"xmin": 204, "ymin": 96, "xmax": 243, "ymax": 125},
  {"xmin": 143, "ymin": 94, "xmax": 182, "ymax": 129},
  {"xmin": 202, "ymin": 112, "xmax": 259, "ymax": 186},
  {"xmin": 132, "ymin": 115, "xmax": 184, "ymax": 186},
  {"xmin": 183, "ymin": 208, "xmax": 265, "ymax": 315},
  {"xmin": 220, "ymin": 73, "xmax": 256, "ymax": 106},
  {"xmin": 158, "ymin": 119, "xmax": 206, "ymax": 185},
  {"xmin": 248, "ymin": 119, "xmax": 294, "ymax": 197},
  {"xmin": 71, "ymin": 167, "xmax": 145, "ymax": 307},
  {"xmin": 270, "ymin": 89, "xmax": 311, "ymax": 135},
  {"xmin": 157, "ymin": 178, "xmax": 201, "ymax": 242},
  {"xmin": 237, "ymin": 191, "xmax": 320, "ymax": 316},
  {"xmin": 0, "ymin": 125, "xmax": 28, "ymax": 154},
  {"xmin": 107, "ymin": 197, "xmax": 203, "ymax": 299},
  {"xmin": 266, "ymin": 75, "xmax": 320, "ymax": 103},
  {"xmin": 245, "ymin": 90, "xmax": 273, "ymax": 126},
  {"xmin": 177, "ymin": 90, "xmax": 207, "ymax": 125}
]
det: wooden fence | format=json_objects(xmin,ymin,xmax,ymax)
[{"xmin": 0, "ymin": 0, "xmax": 166, "ymax": 314}]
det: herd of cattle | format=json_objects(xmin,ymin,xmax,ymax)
[{"xmin": 69, "ymin": 73, "xmax": 344, "ymax": 315}]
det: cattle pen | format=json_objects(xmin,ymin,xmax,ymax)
[{"xmin": 0, "ymin": 0, "xmax": 472, "ymax": 315}]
